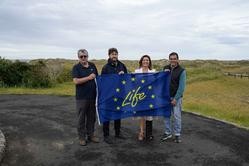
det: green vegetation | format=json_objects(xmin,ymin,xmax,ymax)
[
  {"xmin": 0, "ymin": 58, "xmax": 249, "ymax": 128},
  {"xmin": 182, "ymin": 60, "xmax": 249, "ymax": 128}
]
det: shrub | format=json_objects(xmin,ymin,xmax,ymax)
[{"xmin": 0, "ymin": 57, "xmax": 53, "ymax": 88}]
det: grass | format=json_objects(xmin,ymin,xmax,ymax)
[
  {"xmin": 0, "ymin": 82, "xmax": 74, "ymax": 96},
  {"xmin": 184, "ymin": 76, "xmax": 249, "ymax": 128}
]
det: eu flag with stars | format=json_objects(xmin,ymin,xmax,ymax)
[{"xmin": 96, "ymin": 71, "xmax": 171, "ymax": 124}]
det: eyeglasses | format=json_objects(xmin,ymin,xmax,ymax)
[
  {"xmin": 79, "ymin": 55, "xmax": 88, "ymax": 59},
  {"xmin": 169, "ymin": 58, "xmax": 177, "ymax": 60}
]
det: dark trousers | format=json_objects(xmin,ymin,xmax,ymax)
[
  {"xmin": 146, "ymin": 120, "xmax": 153, "ymax": 139},
  {"xmin": 76, "ymin": 100, "xmax": 96, "ymax": 139},
  {"xmin": 103, "ymin": 119, "xmax": 121, "ymax": 137}
]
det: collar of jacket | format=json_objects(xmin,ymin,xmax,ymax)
[
  {"xmin": 169, "ymin": 64, "xmax": 179, "ymax": 70},
  {"xmin": 107, "ymin": 58, "xmax": 120, "ymax": 67}
]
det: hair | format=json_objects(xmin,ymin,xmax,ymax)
[
  {"xmin": 139, "ymin": 55, "xmax": 152, "ymax": 70},
  {"xmin": 169, "ymin": 52, "xmax": 179, "ymax": 59},
  {"xmin": 77, "ymin": 49, "xmax": 88, "ymax": 56},
  {"xmin": 108, "ymin": 48, "xmax": 118, "ymax": 55}
]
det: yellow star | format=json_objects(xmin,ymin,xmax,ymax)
[
  {"xmin": 122, "ymin": 80, "xmax": 126, "ymax": 85},
  {"xmin": 148, "ymin": 86, "xmax": 152, "ymax": 90},
  {"xmin": 116, "ymin": 88, "xmax": 120, "ymax": 92},
  {"xmin": 149, "ymin": 104, "xmax": 154, "ymax": 108},
  {"xmin": 117, "ymin": 106, "xmax": 120, "ymax": 110},
  {"xmin": 113, "ymin": 98, "xmax": 118, "ymax": 102},
  {"xmin": 151, "ymin": 95, "xmax": 155, "ymax": 99},
  {"xmin": 141, "ymin": 79, "xmax": 145, "ymax": 83},
  {"xmin": 131, "ymin": 77, "xmax": 136, "ymax": 82}
]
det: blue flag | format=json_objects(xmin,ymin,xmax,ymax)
[{"xmin": 96, "ymin": 71, "xmax": 171, "ymax": 124}]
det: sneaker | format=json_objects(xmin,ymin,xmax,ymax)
[
  {"xmin": 79, "ymin": 139, "xmax": 87, "ymax": 146},
  {"xmin": 161, "ymin": 133, "xmax": 172, "ymax": 141},
  {"xmin": 115, "ymin": 133, "xmax": 126, "ymax": 140},
  {"xmin": 104, "ymin": 136, "xmax": 113, "ymax": 144},
  {"xmin": 174, "ymin": 136, "xmax": 181, "ymax": 143},
  {"xmin": 88, "ymin": 136, "xmax": 100, "ymax": 143}
]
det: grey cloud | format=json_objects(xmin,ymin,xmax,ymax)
[{"xmin": 0, "ymin": 0, "xmax": 249, "ymax": 60}]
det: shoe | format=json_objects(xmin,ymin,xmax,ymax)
[
  {"xmin": 138, "ymin": 131, "xmax": 144, "ymax": 141},
  {"xmin": 146, "ymin": 135, "xmax": 154, "ymax": 141},
  {"xmin": 161, "ymin": 133, "xmax": 172, "ymax": 141},
  {"xmin": 104, "ymin": 136, "xmax": 113, "ymax": 144},
  {"xmin": 88, "ymin": 135, "xmax": 100, "ymax": 143},
  {"xmin": 115, "ymin": 133, "xmax": 126, "ymax": 139},
  {"xmin": 79, "ymin": 139, "xmax": 87, "ymax": 146},
  {"xmin": 174, "ymin": 136, "xmax": 181, "ymax": 143}
]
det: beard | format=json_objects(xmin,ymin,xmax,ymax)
[{"xmin": 111, "ymin": 57, "xmax": 118, "ymax": 62}]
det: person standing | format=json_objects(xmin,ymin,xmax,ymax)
[
  {"xmin": 101, "ymin": 48, "xmax": 128, "ymax": 144},
  {"xmin": 72, "ymin": 49, "xmax": 99, "ymax": 146},
  {"xmin": 161, "ymin": 52, "xmax": 186, "ymax": 143},
  {"xmin": 135, "ymin": 55, "xmax": 155, "ymax": 141}
]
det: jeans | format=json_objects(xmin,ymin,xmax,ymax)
[{"xmin": 164, "ymin": 98, "xmax": 182, "ymax": 136}]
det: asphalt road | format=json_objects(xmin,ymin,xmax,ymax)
[{"xmin": 0, "ymin": 95, "xmax": 249, "ymax": 166}]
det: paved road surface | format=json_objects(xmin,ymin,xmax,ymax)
[{"xmin": 0, "ymin": 95, "xmax": 249, "ymax": 166}]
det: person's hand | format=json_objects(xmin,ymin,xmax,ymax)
[
  {"xmin": 164, "ymin": 69, "xmax": 170, "ymax": 72},
  {"xmin": 171, "ymin": 98, "xmax": 177, "ymax": 106},
  {"xmin": 88, "ymin": 73, "xmax": 96, "ymax": 80},
  {"xmin": 118, "ymin": 71, "xmax": 124, "ymax": 75}
]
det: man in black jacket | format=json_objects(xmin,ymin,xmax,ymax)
[{"xmin": 101, "ymin": 48, "xmax": 128, "ymax": 144}]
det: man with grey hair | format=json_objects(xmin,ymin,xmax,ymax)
[{"xmin": 72, "ymin": 49, "xmax": 99, "ymax": 146}]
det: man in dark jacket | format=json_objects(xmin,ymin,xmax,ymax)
[
  {"xmin": 161, "ymin": 52, "xmax": 186, "ymax": 143},
  {"xmin": 72, "ymin": 49, "xmax": 99, "ymax": 146},
  {"xmin": 101, "ymin": 48, "xmax": 128, "ymax": 144}
]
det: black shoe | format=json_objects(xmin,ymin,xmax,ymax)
[
  {"xmin": 146, "ymin": 135, "xmax": 154, "ymax": 141},
  {"xmin": 161, "ymin": 133, "xmax": 172, "ymax": 141},
  {"xmin": 104, "ymin": 136, "xmax": 113, "ymax": 144},
  {"xmin": 174, "ymin": 136, "xmax": 181, "ymax": 143},
  {"xmin": 115, "ymin": 133, "xmax": 126, "ymax": 140}
]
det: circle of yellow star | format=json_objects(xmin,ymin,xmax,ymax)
[
  {"xmin": 114, "ymin": 98, "xmax": 118, "ymax": 102},
  {"xmin": 122, "ymin": 80, "xmax": 126, "ymax": 85},
  {"xmin": 117, "ymin": 106, "xmax": 120, "ymax": 110},
  {"xmin": 148, "ymin": 86, "xmax": 152, "ymax": 90},
  {"xmin": 116, "ymin": 88, "xmax": 120, "ymax": 92},
  {"xmin": 151, "ymin": 95, "xmax": 155, "ymax": 99},
  {"xmin": 149, "ymin": 104, "xmax": 154, "ymax": 108},
  {"xmin": 141, "ymin": 79, "xmax": 145, "ymax": 83},
  {"xmin": 131, "ymin": 77, "xmax": 136, "ymax": 82}
]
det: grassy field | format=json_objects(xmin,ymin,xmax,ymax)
[
  {"xmin": 184, "ymin": 77, "xmax": 249, "ymax": 128},
  {"xmin": 1, "ymin": 59, "xmax": 249, "ymax": 128}
]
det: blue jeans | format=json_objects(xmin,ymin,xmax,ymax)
[{"xmin": 164, "ymin": 98, "xmax": 182, "ymax": 136}]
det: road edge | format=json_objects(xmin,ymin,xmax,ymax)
[
  {"xmin": 184, "ymin": 110, "xmax": 249, "ymax": 131},
  {"xmin": 0, "ymin": 129, "xmax": 6, "ymax": 163}
]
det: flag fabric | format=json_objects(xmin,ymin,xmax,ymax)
[{"xmin": 95, "ymin": 71, "xmax": 171, "ymax": 124}]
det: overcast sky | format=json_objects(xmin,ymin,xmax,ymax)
[{"xmin": 0, "ymin": 0, "xmax": 249, "ymax": 60}]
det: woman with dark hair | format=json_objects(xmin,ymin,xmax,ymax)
[{"xmin": 135, "ymin": 55, "xmax": 155, "ymax": 141}]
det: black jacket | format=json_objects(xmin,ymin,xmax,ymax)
[
  {"xmin": 101, "ymin": 59, "xmax": 128, "ymax": 74},
  {"xmin": 163, "ymin": 64, "xmax": 185, "ymax": 97}
]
